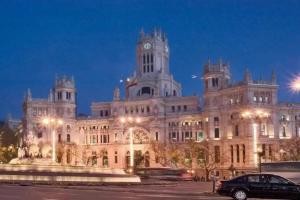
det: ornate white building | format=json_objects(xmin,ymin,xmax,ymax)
[{"xmin": 23, "ymin": 29, "xmax": 300, "ymax": 177}]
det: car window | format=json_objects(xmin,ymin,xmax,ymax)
[
  {"xmin": 260, "ymin": 175, "xmax": 268, "ymax": 183},
  {"xmin": 269, "ymin": 176, "xmax": 290, "ymax": 184},
  {"xmin": 248, "ymin": 175, "xmax": 260, "ymax": 183},
  {"xmin": 231, "ymin": 176, "xmax": 246, "ymax": 183}
]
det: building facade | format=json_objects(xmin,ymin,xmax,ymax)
[{"xmin": 22, "ymin": 30, "xmax": 300, "ymax": 177}]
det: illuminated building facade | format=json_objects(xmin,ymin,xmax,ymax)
[{"xmin": 23, "ymin": 29, "xmax": 300, "ymax": 177}]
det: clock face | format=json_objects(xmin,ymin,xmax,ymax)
[{"xmin": 143, "ymin": 42, "xmax": 152, "ymax": 50}]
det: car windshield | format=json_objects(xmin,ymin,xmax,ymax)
[
  {"xmin": 229, "ymin": 176, "xmax": 246, "ymax": 183},
  {"xmin": 269, "ymin": 176, "xmax": 293, "ymax": 185}
]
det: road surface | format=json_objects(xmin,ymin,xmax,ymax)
[{"xmin": 0, "ymin": 182, "xmax": 283, "ymax": 200}]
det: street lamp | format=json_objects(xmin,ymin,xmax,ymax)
[
  {"xmin": 119, "ymin": 116, "xmax": 141, "ymax": 173},
  {"xmin": 42, "ymin": 117, "xmax": 63, "ymax": 163},
  {"xmin": 289, "ymin": 74, "xmax": 300, "ymax": 93}
]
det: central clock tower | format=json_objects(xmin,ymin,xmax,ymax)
[
  {"xmin": 136, "ymin": 29, "xmax": 170, "ymax": 76},
  {"xmin": 125, "ymin": 29, "xmax": 182, "ymax": 100}
]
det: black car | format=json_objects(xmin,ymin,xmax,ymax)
[{"xmin": 217, "ymin": 173, "xmax": 300, "ymax": 200}]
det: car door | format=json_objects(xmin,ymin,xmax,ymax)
[
  {"xmin": 268, "ymin": 175, "xmax": 299, "ymax": 199},
  {"xmin": 247, "ymin": 175, "xmax": 269, "ymax": 198}
]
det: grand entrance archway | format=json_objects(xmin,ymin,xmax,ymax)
[{"xmin": 123, "ymin": 127, "xmax": 151, "ymax": 168}]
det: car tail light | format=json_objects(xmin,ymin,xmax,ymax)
[{"xmin": 216, "ymin": 181, "xmax": 223, "ymax": 190}]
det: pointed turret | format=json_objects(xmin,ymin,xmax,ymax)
[
  {"xmin": 48, "ymin": 88, "xmax": 53, "ymax": 102},
  {"xmin": 218, "ymin": 57, "xmax": 223, "ymax": 67},
  {"xmin": 204, "ymin": 57, "xmax": 211, "ymax": 73},
  {"xmin": 113, "ymin": 87, "xmax": 120, "ymax": 101},
  {"xmin": 139, "ymin": 28, "xmax": 145, "ymax": 39},
  {"xmin": 271, "ymin": 70, "xmax": 276, "ymax": 84},
  {"xmin": 244, "ymin": 68, "xmax": 252, "ymax": 84},
  {"xmin": 26, "ymin": 88, "xmax": 32, "ymax": 101}
]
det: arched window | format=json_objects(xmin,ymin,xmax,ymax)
[
  {"xmin": 91, "ymin": 151, "xmax": 97, "ymax": 166},
  {"xmin": 141, "ymin": 87, "xmax": 151, "ymax": 95},
  {"xmin": 102, "ymin": 151, "xmax": 109, "ymax": 167},
  {"xmin": 126, "ymin": 151, "xmax": 130, "ymax": 168},
  {"xmin": 173, "ymin": 90, "xmax": 177, "ymax": 96},
  {"xmin": 66, "ymin": 149, "xmax": 71, "ymax": 164},
  {"xmin": 67, "ymin": 134, "xmax": 71, "ymax": 142},
  {"xmin": 66, "ymin": 125, "xmax": 71, "ymax": 132},
  {"xmin": 145, "ymin": 151, "xmax": 150, "ymax": 167},
  {"xmin": 114, "ymin": 151, "xmax": 118, "ymax": 164}
]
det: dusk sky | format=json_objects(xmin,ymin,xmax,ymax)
[{"xmin": 0, "ymin": 0, "xmax": 300, "ymax": 119}]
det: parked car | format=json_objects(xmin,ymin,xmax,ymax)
[
  {"xmin": 135, "ymin": 168, "xmax": 193, "ymax": 181},
  {"xmin": 216, "ymin": 173, "xmax": 300, "ymax": 200}
]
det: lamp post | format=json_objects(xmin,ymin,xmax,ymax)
[
  {"xmin": 120, "ymin": 116, "xmax": 141, "ymax": 173},
  {"xmin": 257, "ymin": 149, "xmax": 263, "ymax": 173},
  {"xmin": 241, "ymin": 110, "xmax": 269, "ymax": 171},
  {"xmin": 42, "ymin": 117, "xmax": 63, "ymax": 163}
]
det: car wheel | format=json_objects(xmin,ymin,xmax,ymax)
[{"xmin": 233, "ymin": 190, "xmax": 247, "ymax": 200}]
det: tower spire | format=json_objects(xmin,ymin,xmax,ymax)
[
  {"xmin": 26, "ymin": 88, "xmax": 32, "ymax": 101},
  {"xmin": 271, "ymin": 70, "xmax": 276, "ymax": 84},
  {"xmin": 140, "ymin": 28, "xmax": 145, "ymax": 38}
]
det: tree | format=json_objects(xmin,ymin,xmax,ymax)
[
  {"xmin": 150, "ymin": 140, "xmax": 184, "ymax": 167},
  {"xmin": 0, "ymin": 122, "xmax": 20, "ymax": 163},
  {"xmin": 184, "ymin": 139, "xmax": 217, "ymax": 181},
  {"xmin": 56, "ymin": 142, "xmax": 79, "ymax": 165},
  {"xmin": 280, "ymin": 138, "xmax": 300, "ymax": 161}
]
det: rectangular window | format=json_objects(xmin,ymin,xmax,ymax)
[
  {"xmin": 184, "ymin": 132, "xmax": 190, "ymax": 139},
  {"xmin": 262, "ymin": 144, "xmax": 266, "ymax": 156},
  {"xmin": 282, "ymin": 126, "xmax": 286, "ymax": 137},
  {"xmin": 243, "ymin": 144, "xmax": 246, "ymax": 163},
  {"xmin": 114, "ymin": 133, "xmax": 118, "ymax": 142},
  {"xmin": 66, "ymin": 92, "xmax": 71, "ymax": 100},
  {"xmin": 57, "ymin": 92, "xmax": 62, "ymax": 100},
  {"xmin": 103, "ymin": 135, "xmax": 107, "ymax": 143},
  {"xmin": 230, "ymin": 145, "xmax": 234, "ymax": 163},
  {"xmin": 235, "ymin": 125, "xmax": 239, "ymax": 136},
  {"xmin": 197, "ymin": 121, "xmax": 203, "ymax": 129},
  {"xmin": 214, "ymin": 117, "xmax": 219, "ymax": 126},
  {"xmin": 171, "ymin": 106, "xmax": 175, "ymax": 112},
  {"xmin": 172, "ymin": 132, "xmax": 177, "ymax": 140},
  {"xmin": 177, "ymin": 105, "xmax": 181, "ymax": 112},
  {"xmin": 155, "ymin": 132, "xmax": 159, "ymax": 141},
  {"xmin": 214, "ymin": 146, "xmax": 220, "ymax": 163},
  {"xmin": 261, "ymin": 123, "xmax": 267, "ymax": 136},
  {"xmin": 214, "ymin": 128, "xmax": 220, "ymax": 138},
  {"xmin": 236, "ymin": 145, "xmax": 240, "ymax": 163},
  {"xmin": 183, "ymin": 105, "xmax": 187, "ymax": 112}
]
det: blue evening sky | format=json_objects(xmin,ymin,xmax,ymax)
[{"xmin": 0, "ymin": 0, "xmax": 300, "ymax": 119}]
